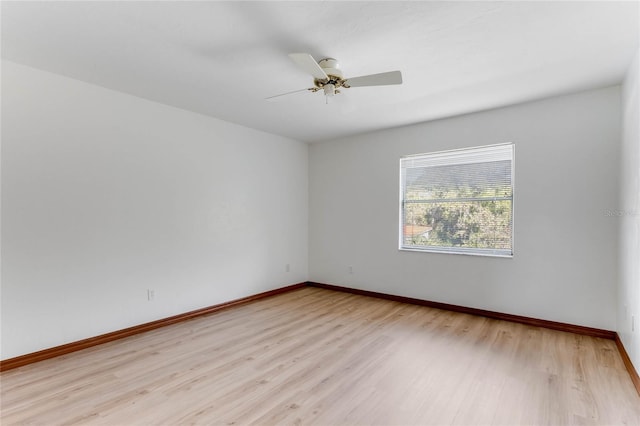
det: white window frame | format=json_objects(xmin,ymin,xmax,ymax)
[{"xmin": 399, "ymin": 143, "xmax": 514, "ymax": 258}]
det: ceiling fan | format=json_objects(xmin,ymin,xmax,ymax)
[{"xmin": 266, "ymin": 53, "xmax": 403, "ymax": 101}]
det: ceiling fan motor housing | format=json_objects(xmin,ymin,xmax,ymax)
[{"xmin": 318, "ymin": 58, "xmax": 344, "ymax": 81}]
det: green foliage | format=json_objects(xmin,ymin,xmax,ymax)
[{"xmin": 403, "ymin": 186, "xmax": 512, "ymax": 250}]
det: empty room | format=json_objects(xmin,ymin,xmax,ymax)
[{"xmin": 1, "ymin": 1, "xmax": 639, "ymax": 424}]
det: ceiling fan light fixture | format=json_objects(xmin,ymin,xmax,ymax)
[{"xmin": 323, "ymin": 83, "xmax": 336, "ymax": 97}]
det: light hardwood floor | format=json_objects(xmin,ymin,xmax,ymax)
[{"xmin": 1, "ymin": 287, "xmax": 639, "ymax": 425}]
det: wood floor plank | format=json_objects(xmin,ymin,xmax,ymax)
[{"xmin": 1, "ymin": 287, "xmax": 639, "ymax": 425}]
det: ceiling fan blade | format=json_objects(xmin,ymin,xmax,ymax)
[
  {"xmin": 288, "ymin": 53, "xmax": 328, "ymax": 81},
  {"xmin": 345, "ymin": 70, "xmax": 403, "ymax": 87},
  {"xmin": 265, "ymin": 88, "xmax": 313, "ymax": 101}
]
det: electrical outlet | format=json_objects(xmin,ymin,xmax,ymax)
[
  {"xmin": 348, "ymin": 265, "xmax": 353, "ymax": 274},
  {"xmin": 147, "ymin": 289, "xmax": 155, "ymax": 301},
  {"xmin": 285, "ymin": 264, "xmax": 290, "ymax": 273}
]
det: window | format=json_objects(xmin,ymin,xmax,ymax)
[{"xmin": 400, "ymin": 143, "xmax": 514, "ymax": 257}]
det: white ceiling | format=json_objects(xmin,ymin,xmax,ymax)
[{"xmin": 2, "ymin": 1, "xmax": 638, "ymax": 143}]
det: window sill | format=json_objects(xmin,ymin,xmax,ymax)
[{"xmin": 399, "ymin": 246, "xmax": 513, "ymax": 258}]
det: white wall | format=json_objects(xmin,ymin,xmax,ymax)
[
  {"xmin": 309, "ymin": 86, "xmax": 621, "ymax": 330},
  {"xmin": 619, "ymin": 48, "xmax": 640, "ymax": 371},
  {"xmin": 0, "ymin": 57, "xmax": 628, "ymax": 360},
  {"xmin": 1, "ymin": 61, "xmax": 308, "ymax": 359}
]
